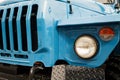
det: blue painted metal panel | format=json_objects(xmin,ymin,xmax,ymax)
[
  {"xmin": 26, "ymin": 5, "xmax": 32, "ymax": 52},
  {"xmin": 58, "ymin": 23, "xmax": 119, "ymax": 67},
  {"xmin": 17, "ymin": 6, "xmax": 22, "ymax": 51},
  {"xmin": 2, "ymin": 9, "xmax": 7, "ymax": 50},
  {"xmin": 0, "ymin": 0, "xmax": 29, "ymax": 6},
  {"xmin": 9, "ymin": 8, "xmax": 14, "ymax": 51},
  {"xmin": 0, "ymin": 0, "xmax": 119, "ymax": 68}
]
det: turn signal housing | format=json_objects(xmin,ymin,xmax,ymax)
[{"xmin": 99, "ymin": 27, "xmax": 115, "ymax": 41}]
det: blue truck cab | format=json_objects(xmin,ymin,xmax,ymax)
[{"xmin": 0, "ymin": 0, "xmax": 120, "ymax": 79}]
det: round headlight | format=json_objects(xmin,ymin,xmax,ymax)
[{"xmin": 74, "ymin": 35, "xmax": 98, "ymax": 59}]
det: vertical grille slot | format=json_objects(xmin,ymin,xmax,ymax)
[
  {"xmin": 20, "ymin": 6, "xmax": 28, "ymax": 51},
  {"xmin": 5, "ymin": 9, "xmax": 11, "ymax": 50},
  {"xmin": 12, "ymin": 7, "xmax": 18, "ymax": 51},
  {"xmin": 0, "ymin": 10, "xmax": 3, "ymax": 49},
  {"xmin": 30, "ymin": 4, "xmax": 38, "ymax": 51}
]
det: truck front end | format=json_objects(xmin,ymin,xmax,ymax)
[{"xmin": 0, "ymin": 0, "xmax": 120, "ymax": 80}]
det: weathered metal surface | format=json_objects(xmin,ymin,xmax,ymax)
[
  {"xmin": 51, "ymin": 65, "xmax": 105, "ymax": 80},
  {"xmin": 0, "ymin": 65, "xmax": 105, "ymax": 80}
]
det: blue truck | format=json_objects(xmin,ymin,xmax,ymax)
[{"xmin": 0, "ymin": 0, "xmax": 120, "ymax": 80}]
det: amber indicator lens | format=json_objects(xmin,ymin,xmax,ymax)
[{"xmin": 99, "ymin": 27, "xmax": 114, "ymax": 41}]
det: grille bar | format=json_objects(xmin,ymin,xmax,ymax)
[
  {"xmin": 16, "ymin": 7, "xmax": 22, "ymax": 51},
  {"xmin": 2, "ymin": 9, "xmax": 7, "ymax": 50},
  {"xmin": 9, "ymin": 8, "xmax": 14, "ymax": 51},
  {"xmin": 0, "ymin": 10, "xmax": 4, "ymax": 49},
  {"xmin": 26, "ymin": 6, "xmax": 32, "ymax": 51}
]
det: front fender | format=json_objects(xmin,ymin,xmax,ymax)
[{"xmin": 58, "ymin": 22, "xmax": 120, "ymax": 68}]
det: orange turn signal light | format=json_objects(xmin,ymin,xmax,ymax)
[{"xmin": 99, "ymin": 27, "xmax": 115, "ymax": 41}]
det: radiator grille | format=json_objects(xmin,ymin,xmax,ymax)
[{"xmin": 0, "ymin": 4, "xmax": 39, "ymax": 52}]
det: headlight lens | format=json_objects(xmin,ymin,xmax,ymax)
[{"xmin": 74, "ymin": 35, "xmax": 98, "ymax": 59}]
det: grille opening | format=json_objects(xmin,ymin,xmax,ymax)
[
  {"xmin": 30, "ymin": 4, "xmax": 38, "ymax": 51},
  {"xmin": 14, "ymin": 54, "xmax": 28, "ymax": 59},
  {"xmin": 5, "ymin": 8, "xmax": 11, "ymax": 50},
  {"xmin": 0, "ymin": 10, "xmax": 4, "ymax": 49},
  {"xmin": 21, "ymin": 6, "xmax": 28, "ymax": 51},
  {"xmin": 0, "ymin": 53, "xmax": 11, "ymax": 57},
  {"xmin": 12, "ymin": 7, "xmax": 18, "ymax": 51}
]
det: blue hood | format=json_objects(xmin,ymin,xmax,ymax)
[
  {"xmin": 57, "ymin": 0, "xmax": 115, "ymax": 14},
  {"xmin": 0, "ymin": 0, "xmax": 29, "ymax": 6}
]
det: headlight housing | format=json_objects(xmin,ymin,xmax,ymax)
[{"xmin": 74, "ymin": 35, "xmax": 98, "ymax": 59}]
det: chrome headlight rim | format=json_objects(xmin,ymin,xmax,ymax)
[{"xmin": 74, "ymin": 35, "xmax": 99, "ymax": 59}]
